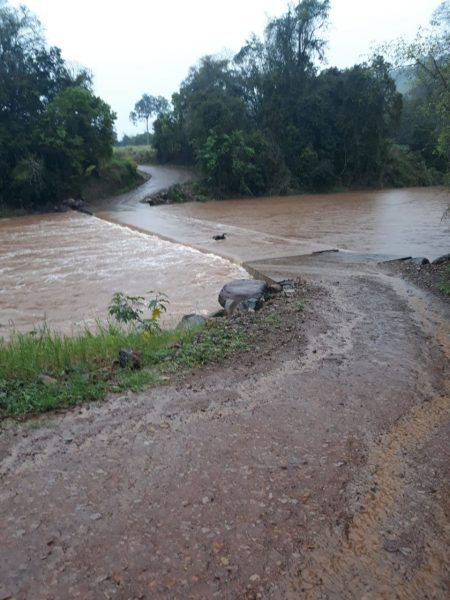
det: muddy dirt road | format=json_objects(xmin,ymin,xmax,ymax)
[{"xmin": 1, "ymin": 253, "xmax": 448, "ymax": 599}]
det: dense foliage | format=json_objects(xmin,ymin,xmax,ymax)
[
  {"xmin": 153, "ymin": 0, "xmax": 449, "ymax": 195},
  {"xmin": 0, "ymin": 1, "xmax": 116, "ymax": 210},
  {"xmin": 388, "ymin": 1, "xmax": 450, "ymax": 184}
]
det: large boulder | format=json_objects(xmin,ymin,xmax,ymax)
[{"xmin": 218, "ymin": 279, "xmax": 268, "ymax": 308}]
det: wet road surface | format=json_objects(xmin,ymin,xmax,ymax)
[
  {"xmin": 1, "ymin": 168, "xmax": 449, "ymax": 597},
  {"xmin": 100, "ymin": 185, "xmax": 450, "ymax": 262},
  {"xmin": 0, "ymin": 252, "xmax": 448, "ymax": 598}
]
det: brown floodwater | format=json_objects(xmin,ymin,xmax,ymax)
[
  {"xmin": 0, "ymin": 211, "xmax": 246, "ymax": 336},
  {"xmin": 100, "ymin": 185, "xmax": 450, "ymax": 262},
  {"xmin": 1, "ymin": 167, "xmax": 449, "ymax": 337}
]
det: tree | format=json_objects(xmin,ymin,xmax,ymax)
[
  {"xmin": 129, "ymin": 94, "xmax": 169, "ymax": 145},
  {"xmin": 41, "ymin": 86, "xmax": 116, "ymax": 198},
  {"xmin": 152, "ymin": 0, "xmax": 432, "ymax": 194},
  {"xmin": 264, "ymin": 0, "xmax": 330, "ymax": 74},
  {"xmin": 382, "ymin": 1, "xmax": 450, "ymax": 178},
  {"xmin": 0, "ymin": 0, "xmax": 115, "ymax": 208}
]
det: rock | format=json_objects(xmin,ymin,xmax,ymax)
[
  {"xmin": 288, "ymin": 456, "xmax": 308, "ymax": 467},
  {"xmin": 63, "ymin": 197, "xmax": 83, "ymax": 209},
  {"xmin": 218, "ymin": 279, "xmax": 268, "ymax": 308},
  {"xmin": 62, "ymin": 197, "xmax": 92, "ymax": 215},
  {"xmin": 208, "ymin": 308, "xmax": 226, "ymax": 318},
  {"xmin": 177, "ymin": 314, "xmax": 206, "ymax": 329},
  {"xmin": 90, "ymin": 513, "xmax": 102, "ymax": 521},
  {"xmin": 238, "ymin": 297, "xmax": 264, "ymax": 312},
  {"xmin": 267, "ymin": 282, "xmax": 283, "ymax": 294},
  {"xmin": 38, "ymin": 374, "xmax": 57, "ymax": 386},
  {"xmin": 383, "ymin": 540, "xmax": 400, "ymax": 553},
  {"xmin": 223, "ymin": 296, "xmax": 264, "ymax": 316},
  {"xmin": 224, "ymin": 299, "xmax": 239, "ymax": 316},
  {"xmin": 118, "ymin": 348, "xmax": 142, "ymax": 370},
  {"xmin": 407, "ymin": 257, "xmax": 430, "ymax": 265},
  {"xmin": 432, "ymin": 253, "xmax": 450, "ymax": 265},
  {"xmin": 278, "ymin": 279, "xmax": 296, "ymax": 295},
  {"xmin": 281, "ymin": 456, "xmax": 308, "ymax": 469}
]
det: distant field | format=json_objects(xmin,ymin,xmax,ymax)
[{"xmin": 114, "ymin": 145, "xmax": 156, "ymax": 165}]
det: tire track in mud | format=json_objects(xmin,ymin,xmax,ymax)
[
  {"xmin": 268, "ymin": 276, "xmax": 450, "ymax": 600},
  {"xmin": 292, "ymin": 393, "xmax": 450, "ymax": 599},
  {"xmin": 279, "ymin": 273, "xmax": 450, "ymax": 599}
]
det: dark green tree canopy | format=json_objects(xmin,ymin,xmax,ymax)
[
  {"xmin": 0, "ymin": 0, "xmax": 116, "ymax": 209},
  {"xmin": 153, "ymin": 0, "xmax": 426, "ymax": 195}
]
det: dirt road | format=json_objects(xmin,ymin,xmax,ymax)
[{"xmin": 0, "ymin": 253, "xmax": 449, "ymax": 598}]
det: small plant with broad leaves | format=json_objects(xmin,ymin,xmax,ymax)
[{"xmin": 108, "ymin": 291, "xmax": 168, "ymax": 334}]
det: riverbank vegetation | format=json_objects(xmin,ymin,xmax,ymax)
[
  {"xmin": 0, "ymin": 317, "xmax": 248, "ymax": 419},
  {"xmin": 153, "ymin": 0, "xmax": 449, "ymax": 197},
  {"xmin": 113, "ymin": 145, "xmax": 156, "ymax": 166},
  {"xmin": 0, "ymin": 1, "xmax": 134, "ymax": 214},
  {"xmin": 1, "ymin": 0, "xmax": 448, "ymax": 212}
]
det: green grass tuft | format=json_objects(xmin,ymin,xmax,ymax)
[{"xmin": 0, "ymin": 320, "xmax": 248, "ymax": 419}]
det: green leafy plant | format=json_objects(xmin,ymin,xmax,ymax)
[{"xmin": 108, "ymin": 291, "xmax": 168, "ymax": 334}]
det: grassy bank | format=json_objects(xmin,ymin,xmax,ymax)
[
  {"xmin": 81, "ymin": 154, "xmax": 143, "ymax": 203},
  {"xmin": 114, "ymin": 145, "xmax": 156, "ymax": 165},
  {"xmin": 0, "ymin": 320, "xmax": 248, "ymax": 419},
  {"xmin": 0, "ymin": 154, "xmax": 143, "ymax": 218}
]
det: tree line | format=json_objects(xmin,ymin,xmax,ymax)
[
  {"xmin": 0, "ymin": 0, "xmax": 116, "ymax": 210},
  {"xmin": 1, "ymin": 0, "xmax": 448, "ymax": 211},
  {"xmin": 151, "ymin": 0, "xmax": 449, "ymax": 196}
]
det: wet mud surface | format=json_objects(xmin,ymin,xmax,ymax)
[{"xmin": 1, "ymin": 255, "xmax": 449, "ymax": 598}]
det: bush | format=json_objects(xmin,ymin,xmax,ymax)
[
  {"xmin": 382, "ymin": 144, "xmax": 441, "ymax": 187},
  {"xmin": 114, "ymin": 145, "xmax": 156, "ymax": 165},
  {"xmin": 197, "ymin": 129, "xmax": 286, "ymax": 197}
]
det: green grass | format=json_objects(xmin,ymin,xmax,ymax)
[
  {"xmin": 114, "ymin": 145, "xmax": 156, "ymax": 165},
  {"xmin": 0, "ymin": 320, "xmax": 248, "ymax": 419},
  {"xmin": 437, "ymin": 265, "xmax": 450, "ymax": 296}
]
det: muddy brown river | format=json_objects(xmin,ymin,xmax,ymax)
[{"xmin": 1, "ymin": 166, "xmax": 449, "ymax": 336}]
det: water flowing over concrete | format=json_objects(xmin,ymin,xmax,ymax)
[
  {"xmin": 100, "ymin": 185, "xmax": 450, "ymax": 262},
  {"xmin": 0, "ymin": 166, "xmax": 245, "ymax": 336},
  {"xmin": 1, "ymin": 165, "xmax": 448, "ymax": 336}
]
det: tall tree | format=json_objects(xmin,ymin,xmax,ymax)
[{"xmin": 129, "ymin": 94, "xmax": 169, "ymax": 145}]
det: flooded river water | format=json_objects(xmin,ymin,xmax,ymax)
[
  {"xmin": 0, "ymin": 212, "xmax": 246, "ymax": 335},
  {"xmin": 1, "ymin": 166, "xmax": 449, "ymax": 336}
]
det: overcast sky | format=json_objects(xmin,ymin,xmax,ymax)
[{"xmin": 11, "ymin": 0, "xmax": 438, "ymax": 137}]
